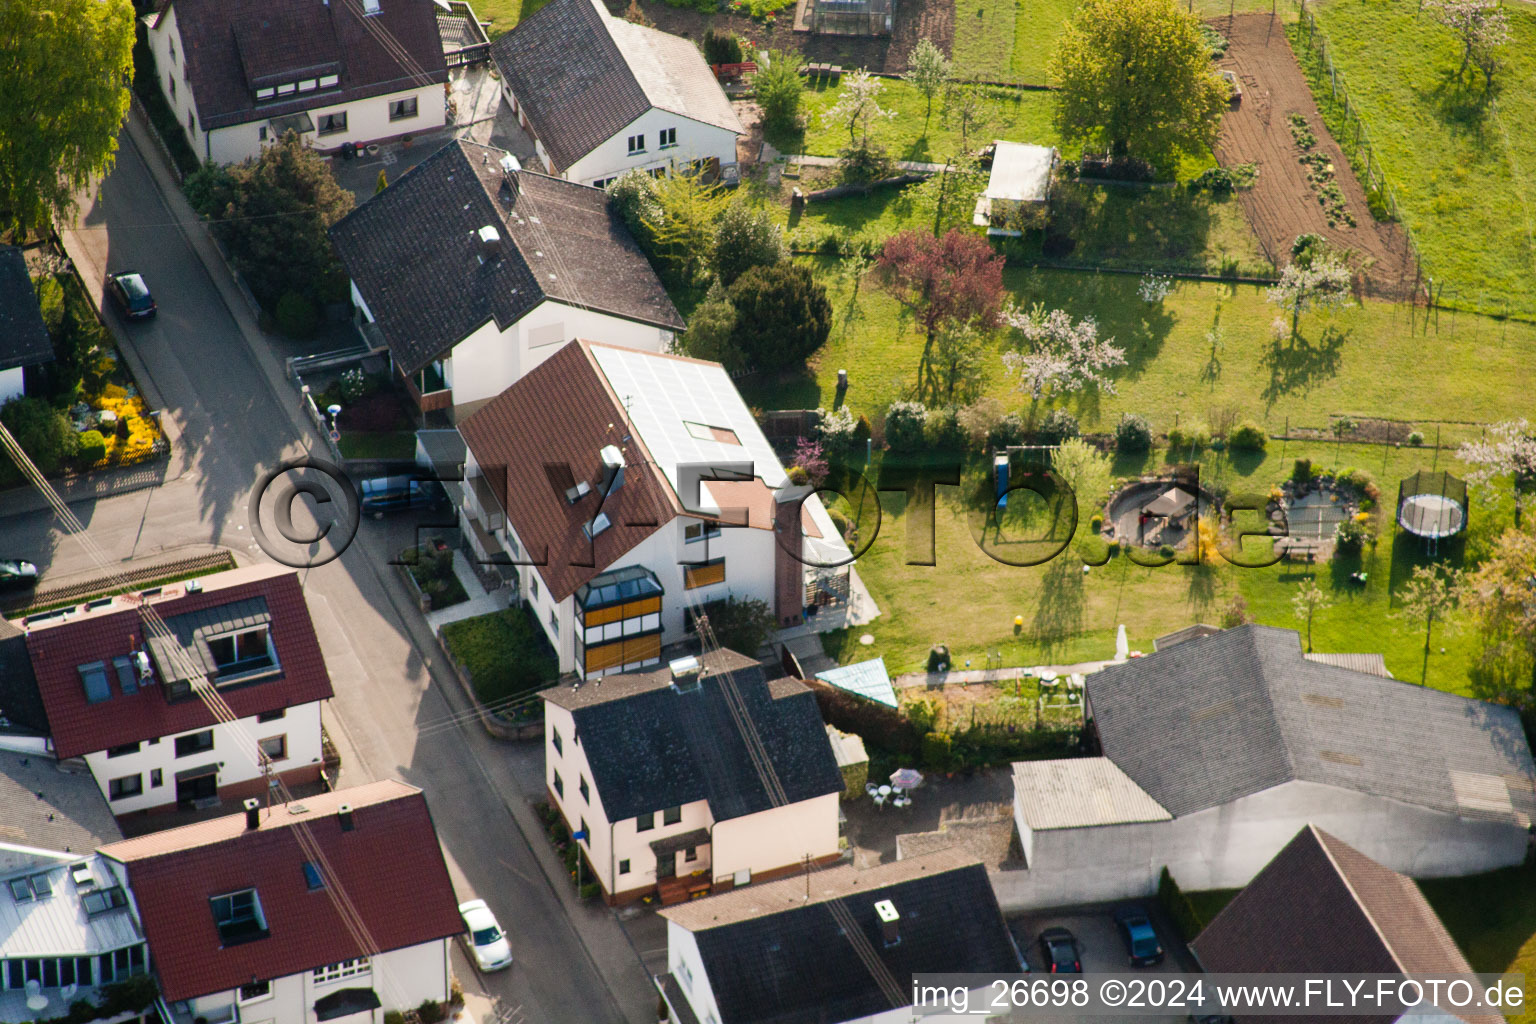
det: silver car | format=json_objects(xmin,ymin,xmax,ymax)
[{"xmin": 458, "ymin": 899, "xmax": 512, "ymax": 973}]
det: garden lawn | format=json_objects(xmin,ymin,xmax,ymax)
[
  {"xmin": 740, "ymin": 264, "xmax": 1536, "ymax": 440},
  {"xmin": 338, "ymin": 431, "xmax": 416, "ymax": 460},
  {"xmin": 793, "ymin": 79, "xmax": 1060, "ymax": 163},
  {"xmin": 826, "ymin": 439, "xmax": 1513, "ymax": 695},
  {"xmin": 470, "ymin": 0, "xmax": 554, "ymax": 35},
  {"xmin": 1301, "ymin": 0, "xmax": 1536, "ymax": 319},
  {"xmin": 1422, "ymin": 866, "xmax": 1536, "ymax": 1024},
  {"xmin": 440, "ymin": 606, "xmax": 559, "ymax": 705}
]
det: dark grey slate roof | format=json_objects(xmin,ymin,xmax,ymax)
[
  {"xmin": 679, "ymin": 858, "xmax": 1018, "ymax": 1024},
  {"xmin": 0, "ymin": 633, "xmax": 47, "ymax": 737},
  {"xmin": 329, "ymin": 140, "xmax": 682, "ymax": 375},
  {"xmin": 1089, "ymin": 624, "xmax": 1536, "ymax": 821},
  {"xmin": 0, "ymin": 246, "xmax": 53, "ymax": 373},
  {"xmin": 0, "ymin": 749, "xmax": 122, "ymax": 853},
  {"xmin": 542, "ymin": 650, "xmax": 843, "ymax": 822},
  {"xmin": 489, "ymin": 0, "xmax": 741, "ymax": 172}
]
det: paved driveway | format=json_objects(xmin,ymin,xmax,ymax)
[{"xmin": 1008, "ymin": 906, "xmax": 1196, "ymax": 1024}]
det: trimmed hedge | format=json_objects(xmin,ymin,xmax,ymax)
[{"xmin": 1157, "ymin": 866, "xmax": 1205, "ymax": 942}]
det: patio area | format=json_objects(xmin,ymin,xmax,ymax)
[
  {"xmin": 840, "ymin": 768, "xmax": 1018, "ymax": 868},
  {"xmin": 1104, "ymin": 479, "xmax": 1212, "ymax": 549}
]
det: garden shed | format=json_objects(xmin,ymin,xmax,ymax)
[
  {"xmin": 973, "ymin": 142, "xmax": 1057, "ymax": 237},
  {"xmin": 805, "ymin": 0, "xmax": 893, "ymax": 35}
]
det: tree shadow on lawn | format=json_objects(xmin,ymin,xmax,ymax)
[
  {"xmin": 1029, "ymin": 556, "xmax": 1085, "ymax": 658},
  {"xmin": 1008, "ymin": 271, "xmax": 1178, "ymax": 375},
  {"xmin": 1260, "ymin": 323, "xmax": 1349, "ymax": 409},
  {"xmin": 1419, "ymin": 68, "xmax": 1502, "ymax": 136},
  {"xmin": 1384, "ymin": 525, "xmax": 1466, "ymax": 600}
]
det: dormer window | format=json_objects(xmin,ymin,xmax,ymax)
[
  {"xmin": 211, "ymin": 888, "xmax": 268, "ymax": 945},
  {"xmin": 205, "ymin": 625, "xmax": 277, "ymax": 682},
  {"xmin": 583, "ymin": 513, "xmax": 611, "ymax": 539}
]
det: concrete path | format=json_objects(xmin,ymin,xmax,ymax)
[
  {"xmin": 893, "ymin": 658, "xmax": 1118, "ymax": 690},
  {"xmin": 425, "ymin": 550, "xmax": 510, "ymax": 633},
  {"xmin": 789, "ymin": 154, "xmax": 948, "ymax": 172}
]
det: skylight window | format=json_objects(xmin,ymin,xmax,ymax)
[
  {"xmin": 81, "ymin": 886, "xmax": 128, "ymax": 916},
  {"xmin": 583, "ymin": 513, "xmax": 612, "ymax": 539},
  {"xmin": 302, "ymin": 862, "xmax": 324, "ymax": 891},
  {"xmin": 8, "ymin": 877, "xmax": 32, "ymax": 902},
  {"xmin": 685, "ymin": 422, "xmax": 741, "ymax": 445},
  {"xmin": 79, "ymin": 662, "xmax": 111, "ymax": 704}
]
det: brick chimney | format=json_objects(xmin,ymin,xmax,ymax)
[{"xmin": 772, "ymin": 482, "xmax": 812, "ymax": 627}]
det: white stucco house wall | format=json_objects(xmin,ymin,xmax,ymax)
[
  {"xmin": 16, "ymin": 565, "xmax": 334, "ymax": 820},
  {"xmin": 992, "ymin": 625, "xmax": 1536, "ymax": 911},
  {"xmin": 144, "ymin": 0, "xmax": 449, "ymax": 166},
  {"xmin": 489, "ymin": 0, "xmax": 743, "ymax": 186},
  {"xmin": 330, "ymin": 140, "xmax": 684, "ymax": 422},
  {"xmin": 657, "ymin": 852, "xmax": 1020, "ymax": 1024},
  {"xmin": 540, "ymin": 649, "xmax": 843, "ymax": 904},
  {"xmin": 457, "ymin": 340, "xmax": 862, "ymax": 679},
  {"xmin": 99, "ymin": 783, "xmax": 461, "ymax": 1024}
]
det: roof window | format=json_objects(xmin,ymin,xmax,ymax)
[{"xmin": 79, "ymin": 661, "xmax": 111, "ymax": 704}]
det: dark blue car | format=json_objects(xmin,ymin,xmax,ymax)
[
  {"xmin": 107, "ymin": 271, "xmax": 157, "ymax": 319},
  {"xmin": 1114, "ymin": 908, "xmax": 1165, "ymax": 966}
]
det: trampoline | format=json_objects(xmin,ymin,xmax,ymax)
[
  {"xmin": 1396, "ymin": 470, "xmax": 1468, "ymax": 553},
  {"xmin": 1397, "ymin": 492, "xmax": 1466, "ymax": 538}
]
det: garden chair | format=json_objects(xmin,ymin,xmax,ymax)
[
  {"xmin": 872, "ymin": 790, "xmax": 888, "ymax": 810},
  {"xmin": 866, "ymin": 782, "xmax": 880, "ymax": 799}
]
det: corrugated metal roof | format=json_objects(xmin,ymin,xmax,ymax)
[
  {"xmin": 1012, "ymin": 758, "xmax": 1171, "ymax": 830},
  {"xmin": 814, "ymin": 658, "xmax": 896, "ymax": 709},
  {"xmin": 983, "ymin": 141, "xmax": 1056, "ymax": 203},
  {"xmin": 0, "ymin": 854, "xmax": 142, "ymax": 958},
  {"xmin": 1303, "ymin": 652, "xmax": 1392, "ymax": 677},
  {"xmin": 1091, "ymin": 625, "xmax": 1536, "ymax": 821}
]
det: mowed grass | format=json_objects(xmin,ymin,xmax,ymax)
[
  {"xmin": 953, "ymin": 0, "xmax": 1296, "ymax": 85},
  {"xmin": 1422, "ymin": 867, "xmax": 1536, "ymax": 1024},
  {"xmin": 472, "ymin": 0, "xmax": 552, "ymax": 35},
  {"xmin": 741, "ymin": 262, "xmax": 1536, "ymax": 436},
  {"xmin": 824, "ymin": 439, "xmax": 1510, "ymax": 682},
  {"xmin": 791, "ymin": 78, "xmax": 1059, "ymax": 162},
  {"xmin": 1302, "ymin": 0, "xmax": 1536, "ymax": 318}
]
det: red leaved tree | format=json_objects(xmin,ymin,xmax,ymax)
[{"xmin": 876, "ymin": 229, "xmax": 1005, "ymax": 398}]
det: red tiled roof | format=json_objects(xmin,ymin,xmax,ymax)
[
  {"xmin": 25, "ymin": 570, "xmax": 334, "ymax": 759},
  {"xmin": 458, "ymin": 340, "xmax": 683, "ymax": 602},
  {"xmin": 100, "ymin": 781, "xmax": 462, "ymax": 1002},
  {"xmin": 156, "ymin": 0, "xmax": 448, "ymax": 133}
]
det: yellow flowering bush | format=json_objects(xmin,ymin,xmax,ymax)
[{"xmin": 79, "ymin": 395, "xmax": 164, "ymax": 469}]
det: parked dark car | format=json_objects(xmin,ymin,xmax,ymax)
[
  {"xmin": 1114, "ymin": 908, "xmax": 1165, "ymax": 966},
  {"xmin": 107, "ymin": 272, "xmax": 157, "ymax": 319},
  {"xmin": 1038, "ymin": 927, "xmax": 1082, "ymax": 973},
  {"xmin": 0, "ymin": 559, "xmax": 39, "ymax": 591},
  {"xmin": 358, "ymin": 475, "xmax": 442, "ymax": 515}
]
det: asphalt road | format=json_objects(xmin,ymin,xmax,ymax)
[{"xmin": 1, "ymin": 128, "xmax": 653, "ymax": 1024}]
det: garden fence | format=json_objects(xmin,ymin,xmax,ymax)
[{"xmin": 1291, "ymin": 1, "xmax": 1429, "ymax": 304}]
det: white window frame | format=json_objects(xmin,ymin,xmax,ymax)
[
  {"xmin": 276, "ymin": 82, "xmax": 297, "ymax": 96},
  {"xmin": 312, "ymin": 958, "xmax": 370, "ymax": 985},
  {"xmin": 319, "ymin": 74, "xmax": 340, "ymax": 88},
  {"xmin": 298, "ymin": 79, "xmax": 318, "ymax": 93},
  {"xmin": 256, "ymin": 87, "xmax": 275, "ymax": 100}
]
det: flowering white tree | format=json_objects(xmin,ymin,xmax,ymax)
[
  {"xmin": 1137, "ymin": 272, "xmax": 1174, "ymax": 304},
  {"xmin": 1458, "ymin": 419, "xmax": 1536, "ymax": 525},
  {"xmin": 1001, "ymin": 303, "xmax": 1126, "ymax": 402},
  {"xmin": 1427, "ymin": 0, "xmax": 1510, "ymax": 85},
  {"xmin": 1266, "ymin": 257, "xmax": 1352, "ymax": 339},
  {"xmin": 821, "ymin": 70, "xmax": 896, "ymax": 148}
]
